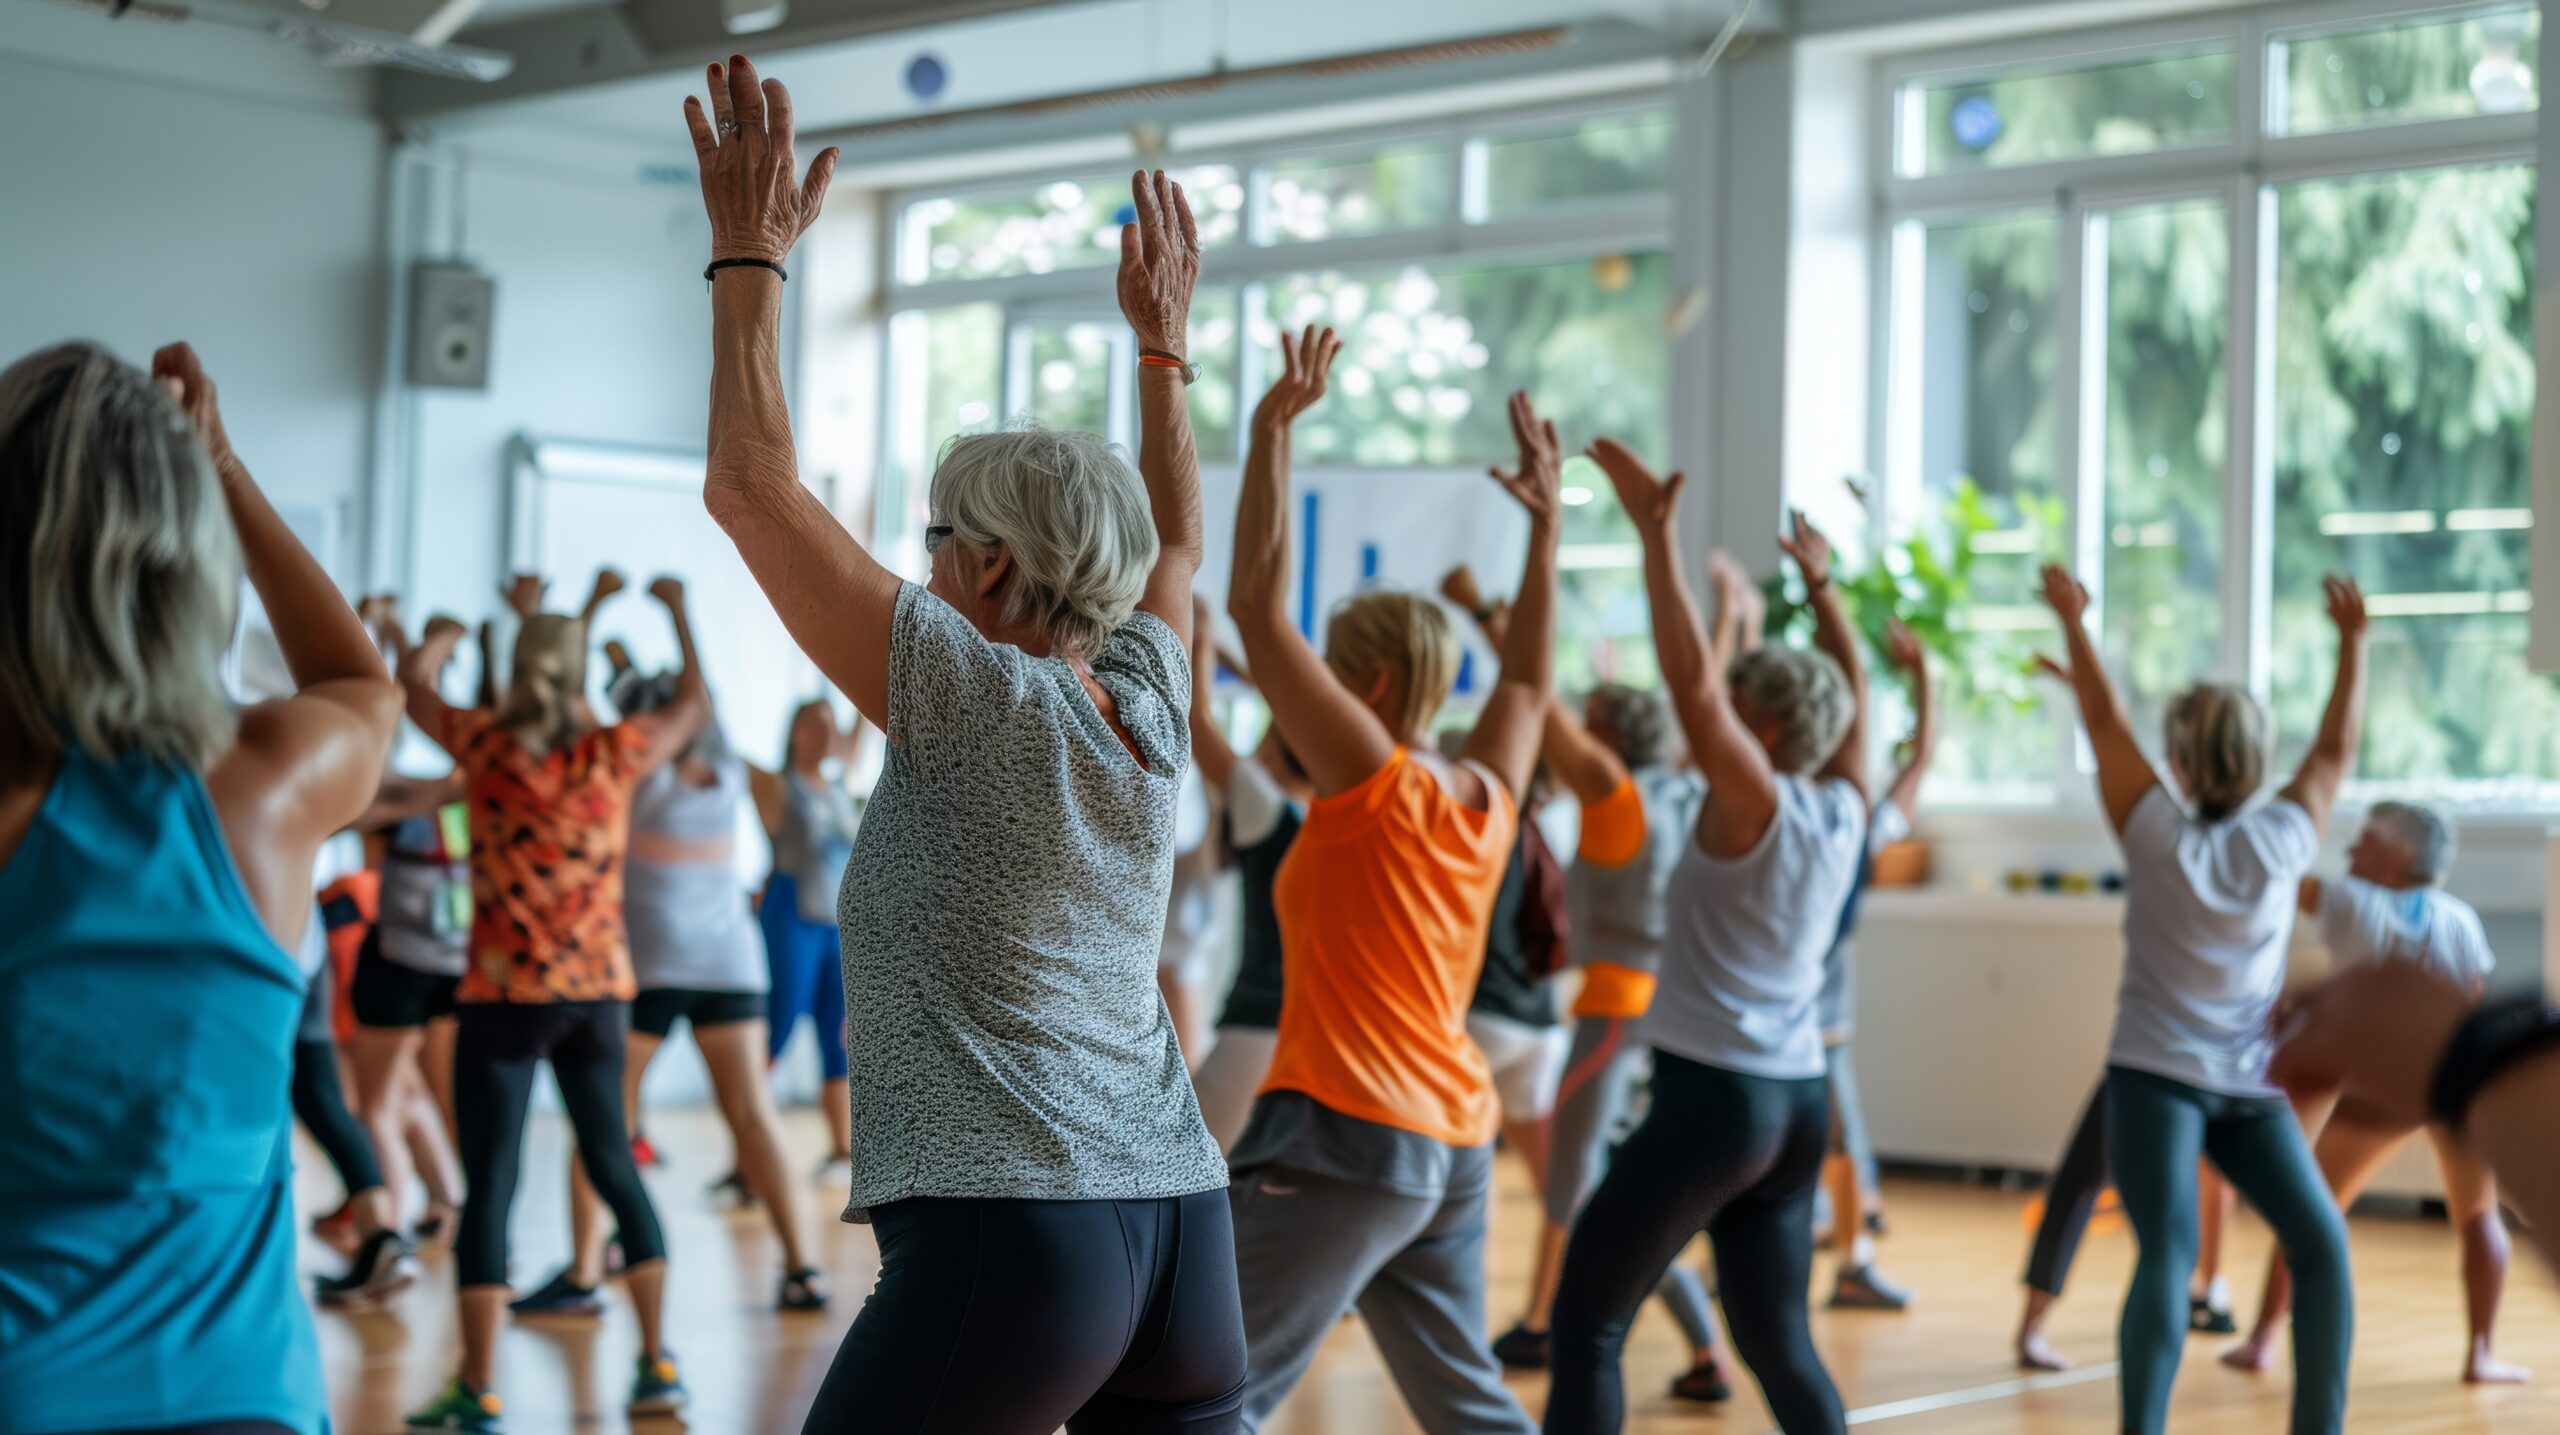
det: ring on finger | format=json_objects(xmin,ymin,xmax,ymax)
[{"xmin": 718, "ymin": 119, "xmax": 743, "ymax": 137}]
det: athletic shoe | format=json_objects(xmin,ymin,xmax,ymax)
[
  {"xmin": 780, "ymin": 1267, "xmax": 830, "ymax": 1312},
  {"xmin": 708, "ymin": 1170, "xmax": 757, "ymax": 1209},
  {"xmin": 813, "ymin": 1155, "xmax": 854, "ymax": 1185},
  {"xmin": 1830, "ymin": 1263, "xmax": 1914, "ymax": 1311},
  {"xmin": 1489, "ymin": 1321, "xmax": 1550, "ymax": 1370},
  {"xmin": 317, "ymin": 1230, "xmax": 420, "ymax": 1308},
  {"xmin": 311, "ymin": 1199, "xmax": 360, "ymax": 1253},
  {"xmin": 631, "ymin": 1134, "xmax": 661, "ymax": 1168},
  {"xmin": 406, "ymin": 1379, "xmax": 502, "ymax": 1432},
  {"xmin": 507, "ymin": 1269, "xmax": 602, "ymax": 1318},
  {"xmin": 1669, "ymin": 1357, "xmax": 1733, "ymax": 1403},
  {"xmin": 1865, "ymin": 1210, "xmax": 1889, "ymax": 1237},
  {"xmin": 629, "ymin": 1351, "xmax": 688, "ymax": 1416},
  {"xmin": 2188, "ymin": 1295, "xmax": 2238, "ymax": 1335}
]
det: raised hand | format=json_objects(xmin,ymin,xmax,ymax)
[
  {"xmin": 1885, "ymin": 618, "xmax": 1927, "ymax": 677},
  {"xmin": 1489, "ymin": 392, "xmax": 1563, "ymax": 523},
  {"xmin": 1440, "ymin": 565, "xmax": 1486, "ymax": 615},
  {"xmin": 2031, "ymin": 652, "xmax": 2072, "ymax": 683},
  {"xmin": 648, "ymin": 575, "xmax": 688, "ymax": 609},
  {"xmin": 586, "ymin": 568, "xmax": 627, "ymax": 610},
  {"xmin": 1706, "ymin": 551, "xmax": 1749, "ymax": 612},
  {"xmin": 682, "ymin": 55, "xmax": 839, "ymax": 267},
  {"xmin": 1118, "ymin": 169, "xmax": 1202, "ymax": 358},
  {"xmin": 2324, "ymin": 575, "xmax": 2368, "ymax": 642},
  {"xmin": 2039, "ymin": 562, "xmax": 2091, "ymax": 626},
  {"xmin": 1253, "ymin": 324, "xmax": 1340, "ymax": 432},
  {"xmin": 149, "ymin": 342, "xmax": 243, "ymax": 480},
  {"xmin": 502, "ymin": 574, "xmax": 548, "ymax": 619},
  {"xmin": 1776, "ymin": 509, "xmax": 1833, "ymax": 588},
  {"xmin": 1587, "ymin": 438, "xmax": 1683, "ymax": 537},
  {"xmin": 422, "ymin": 615, "xmax": 468, "ymax": 646}
]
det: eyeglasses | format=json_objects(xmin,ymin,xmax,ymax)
[{"xmin": 925, "ymin": 524, "xmax": 954, "ymax": 555}]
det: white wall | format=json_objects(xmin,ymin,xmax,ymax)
[{"xmin": 0, "ymin": 7, "xmax": 386, "ymax": 568}]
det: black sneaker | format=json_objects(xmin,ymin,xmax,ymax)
[
  {"xmin": 1669, "ymin": 1357, "xmax": 1733, "ymax": 1403},
  {"xmin": 2188, "ymin": 1295, "xmax": 2237, "ymax": 1335},
  {"xmin": 708, "ymin": 1171, "xmax": 757, "ymax": 1210},
  {"xmin": 508, "ymin": 1269, "xmax": 602, "ymax": 1318},
  {"xmin": 1490, "ymin": 1322, "xmax": 1550, "ymax": 1370},
  {"xmin": 779, "ymin": 1267, "xmax": 830, "ymax": 1312},
  {"xmin": 317, "ymin": 1230, "xmax": 420, "ymax": 1308}
]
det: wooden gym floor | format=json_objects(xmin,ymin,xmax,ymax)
[{"xmin": 304, "ymin": 1105, "xmax": 2560, "ymax": 1433}]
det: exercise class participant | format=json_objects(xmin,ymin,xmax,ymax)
[
  {"xmin": 2221, "ymin": 802, "xmax": 2526, "ymax": 1385},
  {"xmin": 2032, "ymin": 562, "xmax": 2368, "ymax": 1435},
  {"xmin": 397, "ymin": 576, "xmax": 709, "ymax": 1430},
  {"xmin": 1820, "ymin": 619, "xmax": 1936, "ymax": 1313},
  {"xmin": 1183, "ymin": 596, "xmax": 1311, "ymax": 1151},
  {"xmin": 1545, "ymin": 455, "xmax": 1867, "ymax": 1435},
  {"xmin": 755, "ymin": 697, "xmax": 859, "ymax": 1181},
  {"xmin": 292, "ymin": 890, "xmax": 423, "ymax": 1307},
  {"xmin": 548, "ymin": 661, "xmax": 831, "ymax": 1315},
  {"xmin": 0, "ymin": 340, "xmax": 402, "ymax": 1435},
  {"xmin": 1486, "ymin": 570, "xmax": 1746, "ymax": 1403},
  {"xmin": 686, "ymin": 66, "xmax": 1241, "ymax": 1428},
  {"xmin": 1222, "ymin": 325, "xmax": 1561, "ymax": 1432}
]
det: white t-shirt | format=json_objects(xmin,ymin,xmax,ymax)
[
  {"xmin": 1160, "ymin": 765, "xmax": 1222, "ymax": 975},
  {"xmin": 1644, "ymin": 774, "xmax": 1868, "ymax": 1080},
  {"xmin": 2108, "ymin": 786, "xmax": 2319, "ymax": 1098},
  {"xmin": 2316, "ymin": 875, "xmax": 2495, "ymax": 987},
  {"xmin": 1227, "ymin": 758, "xmax": 1288, "ymax": 850}
]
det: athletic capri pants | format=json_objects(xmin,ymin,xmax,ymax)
[
  {"xmin": 1547, "ymin": 1050, "xmax": 1842, "ymax": 1435},
  {"xmin": 761, "ymin": 872, "xmax": 847, "ymax": 1082},
  {"xmin": 2107, "ymin": 1066, "xmax": 2350, "ymax": 1435},
  {"xmin": 802, "ymin": 1188, "xmax": 1246, "ymax": 1433},
  {"xmin": 1544, "ymin": 1016, "xmax": 1722, "ymax": 1356},
  {"xmin": 451, "ymin": 1000, "xmax": 666, "ymax": 1289}
]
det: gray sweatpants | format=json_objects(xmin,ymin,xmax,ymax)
[
  {"xmin": 1231, "ymin": 1168, "xmax": 1535, "ymax": 1434},
  {"xmin": 1546, "ymin": 1015, "xmax": 1722, "ymax": 1354}
]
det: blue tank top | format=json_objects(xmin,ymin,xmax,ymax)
[{"xmin": 0, "ymin": 750, "xmax": 327, "ymax": 1435}]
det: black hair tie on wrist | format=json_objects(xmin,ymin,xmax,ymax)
[{"xmin": 704, "ymin": 257, "xmax": 787, "ymax": 287}]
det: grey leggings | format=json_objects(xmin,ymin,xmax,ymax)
[
  {"xmin": 2108, "ymin": 1067, "xmax": 2350, "ymax": 1435},
  {"xmin": 1545, "ymin": 1015, "xmax": 1721, "ymax": 1353}
]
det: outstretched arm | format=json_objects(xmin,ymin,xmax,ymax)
[
  {"xmin": 399, "ymin": 618, "xmax": 470, "ymax": 755},
  {"xmin": 625, "ymin": 577, "xmax": 712, "ymax": 774},
  {"xmin": 1187, "ymin": 593, "xmax": 1240, "ymax": 792},
  {"xmin": 1706, "ymin": 552, "xmax": 1749, "ymax": 672},
  {"xmin": 579, "ymin": 568, "xmax": 627, "ymax": 629},
  {"xmin": 1444, "ymin": 567, "xmax": 1620, "ymax": 804},
  {"xmin": 2035, "ymin": 563, "xmax": 2155, "ymax": 834},
  {"xmin": 1226, "ymin": 325, "xmax": 1395, "ymax": 798},
  {"xmin": 1879, "ymin": 619, "xmax": 1936, "ymax": 822},
  {"xmin": 1587, "ymin": 439, "xmax": 1778, "ymax": 851},
  {"xmin": 685, "ymin": 57, "xmax": 903, "ymax": 730},
  {"xmin": 2277, "ymin": 577, "xmax": 2369, "ymax": 837},
  {"xmin": 1120, "ymin": 170, "xmax": 1206, "ymax": 647},
  {"xmin": 159, "ymin": 343, "xmax": 401, "ymax": 939},
  {"xmin": 1459, "ymin": 393, "xmax": 1565, "ymax": 801},
  {"xmin": 1781, "ymin": 513, "xmax": 1869, "ymax": 801}
]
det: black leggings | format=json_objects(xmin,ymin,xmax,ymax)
[
  {"xmin": 291, "ymin": 1037, "xmax": 384, "ymax": 1198},
  {"xmin": 2023, "ymin": 1079, "xmax": 2111, "ymax": 1296},
  {"xmin": 804, "ymin": 1189, "xmax": 1246, "ymax": 1434},
  {"xmin": 452, "ymin": 1001, "xmax": 664, "ymax": 1289},
  {"xmin": 1547, "ymin": 1050, "xmax": 1842, "ymax": 1435}
]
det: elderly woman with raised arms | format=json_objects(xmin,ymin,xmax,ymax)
[{"xmin": 681, "ymin": 56, "xmax": 1241, "ymax": 1433}]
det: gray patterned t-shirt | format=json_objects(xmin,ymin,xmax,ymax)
[{"xmin": 835, "ymin": 583, "xmax": 1230, "ymax": 1220}]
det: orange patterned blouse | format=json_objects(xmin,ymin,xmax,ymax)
[{"xmin": 441, "ymin": 709, "xmax": 655, "ymax": 1004}]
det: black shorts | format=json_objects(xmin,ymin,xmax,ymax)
[
  {"xmin": 631, "ymin": 987, "xmax": 765, "ymax": 1038},
  {"xmin": 350, "ymin": 927, "xmax": 461, "ymax": 1029}
]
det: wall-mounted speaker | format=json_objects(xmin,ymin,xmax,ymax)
[{"xmin": 407, "ymin": 263, "xmax": 495, "ymax": 390}]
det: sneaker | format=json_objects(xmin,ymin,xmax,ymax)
[
  {"xmin": 1830, "ymin": 1263, "xmax": 1914, "ymax": 1312},
  {"xmin": 1865, "ymin": 1210, "xmax": 1889, "ymax": 1237},
  {"xmin": 1489, "ymin": 1321, "xmax": 1550, "ymax": 1370},
  {"xmin": 2189, "ymin": 1295, "xmax": 2238, "ymax": 1336},
  {"xmin": 1669, "ymin": 1357, "xmax": 1733, "ymax": 1403},
  {"xmin": 708, "ymin": 1170, "xmax": 757, "ymax": 1209},
  {"xmin": 317, "ymin": 1230, "xmax": 420, "ymax": 1308},
  {"xmin": 629, "ymin": 1350, "xmax": 688, "ymax": 1416},
  {"xmin": 507, "ymin": 1269, "xmax": 602, "ymax": 1318},
  {"xmin": 779, "ymin": 1267, "xmax": 830, "ymax": 1312},
  {"xmin": 813, "ymin": 1155, "xmax": 854, "ymax": 1186},
  {"xmin": 406, "ymin": 1378, "xmax": 502, "ymax": 1432}
]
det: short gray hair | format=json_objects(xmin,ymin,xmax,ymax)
[
  {"xmin": 1586, "ymin": 682, "xmax": 1670, "ymax": 770},
  {"xmin": 2366, "ymin": 800, "xmax": 2456, "ymax": 885},
  {"xmin": 1728, "ymin": 646, "xmax": 1854, "ymax": 775},
  {"xmin": 0, "ymin": 341, "xmax": 241, "ymax": 771},
  {"xmin": 931, "ymin": 424, "xmax": 1157, "ymax": 662}
]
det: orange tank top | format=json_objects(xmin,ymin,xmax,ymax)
[{"xmin": 1261, "ymin": 748, "xmax": 1516, "ymax": 1148}]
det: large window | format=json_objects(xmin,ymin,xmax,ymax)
[
  {"xmin": 881, "ymin": 102, "xmax": 1673, "ymax": 692},
  {"xmin": 1882, "ymin": 3, "xmax": 2548, "ymax": 807}
]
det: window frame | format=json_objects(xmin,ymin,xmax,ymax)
[{"xmin": 1874, "ymin": 0, "xmax": 2540, "ymax": 814}]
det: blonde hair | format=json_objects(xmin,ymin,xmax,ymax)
[
  {"xmin": 0, "ymin": 341, "xmax": 242, "ymax": 772},
  {"xmin": 931, "ymin": 424, "xmax": 1158, "ymax": 661},
  {"xmin": 2163, "ymin": 682, "xmax": 2268, "ymax": 822},
  {"xmin": 1323, "ymin": 591, "xmax": 1459, "ymax": 740},
  {"xmin": 497, "ymin": 613, "xmax": 589, "ymax": 751},
  {"xmin": 1729, "ymin": 647, "xmax": 1855, "ymax": 774}
]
